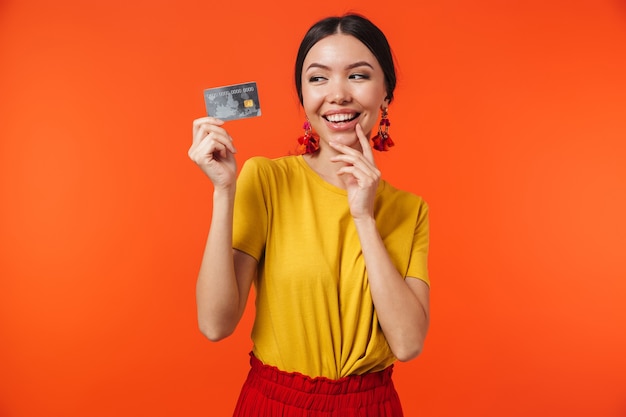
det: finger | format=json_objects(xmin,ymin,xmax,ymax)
[
  {"xmin": 328, "ymin": 140, "xmax": 363, "ymax": 158},
  {"xmin": 330, "ymin": 146, "xmax": 380, "ymax": 178},
  {"xmin": 331, "ymin": 153, "xmax": 378, "ymax": 177},
  {"xmin": 200, "ymin": 134, "xmax": 235, "ymax": 159},
  {"xmin": 336, "ymin": 165, "xmax": 378, "ymax": 187},
  {"xmin": 355, "ymin": 124, "xmax": 375, "ymax": 162},
  {"xmin": 194, "ymin": 126, "xmax": 237, "ymax": 154},
  {"xmin": 190, "ymin": 138, "xmax": 229, "ymax": 164},
  {"xmin": 193, "ymin": 116, "xmax": 225, "ymax": 130},
  {"xmin": 337, "ymin": 158, "xmax": 380, "ymax": 183},
  {"xmin": 193, "ymin": 121, "xmax": 225, "ymax": 143},
  {"xmin": 328, "ymin": 135, "xmax": 372, "ymax": 164},
  {"xmin": 189, "ymin": 127, "xmax": 232, "ymax": 159},
  {"xmin": 192, "ymin": 117, "xmax": 225, "ymax": 143}
]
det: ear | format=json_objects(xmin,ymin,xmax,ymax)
[{"xmin": 381, "ymin": 97, "xmax": 390, "ymax": 110}]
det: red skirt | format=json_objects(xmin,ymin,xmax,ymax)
[{"xmin": 232, "ymin": 353, "xmax": 404, "ymax": 417}]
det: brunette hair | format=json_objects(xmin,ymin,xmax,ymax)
[{"xmin": 294, "ymin": 13, "xmax": 397, "ymax": 104}]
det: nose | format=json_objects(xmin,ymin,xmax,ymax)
[{"xmin": 328, "ymin": 79, "xmax": 351, "ymax": 104}]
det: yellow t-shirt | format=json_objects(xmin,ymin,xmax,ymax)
[{"xmin": 233, "ymin": 155, "xmax": 429, "ymax": 379}]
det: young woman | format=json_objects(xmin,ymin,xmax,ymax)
[{"xmin": 189, "ymin": 13, "xmax": 430, "ymax": 417}]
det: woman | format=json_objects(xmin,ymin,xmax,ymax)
[{"xmin": 188, "ymin": 13, "xmax": 430, "ymax": 417}]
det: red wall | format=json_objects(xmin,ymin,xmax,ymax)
[{"xmin": 1, "ymin": 1, "xmax": 625, "ymax": 416}]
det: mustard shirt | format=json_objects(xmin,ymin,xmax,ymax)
[{"xmin": 233, "ymin": 155, "xmax": 429, "ymax": 379}]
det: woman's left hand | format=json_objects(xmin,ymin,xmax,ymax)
[{"xmin": 329, "ymin": 124, "xmax": 380, "ymax": 220}]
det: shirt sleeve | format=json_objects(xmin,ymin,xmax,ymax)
[
  {"xmin": 232, "ymin": 157, "xmax": 268, "ymax": 261},
  {"xmin": 405, "ymin": 200, "xmax": 430, "ymax": 287}
]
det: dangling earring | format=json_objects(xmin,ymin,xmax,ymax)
[
  {"xmin": 297, "ymin": 120, "xmax": 319, "ymax": 154},
  {"xmin": 372, "ymin": 108, "xmax": 394, "ymax": 151}
]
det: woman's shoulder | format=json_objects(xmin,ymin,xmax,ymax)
[
  {"xmin": 241, "ymin": 154, "xmax": 302, "ymax": 175},
  {"xmin": 380, "ymin": 179, "xmax": 427, "ymax": 208}
]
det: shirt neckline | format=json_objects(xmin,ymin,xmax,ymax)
[{"xmin": 295, "ymin": 155, "xmax": 386, "ymax": 196}]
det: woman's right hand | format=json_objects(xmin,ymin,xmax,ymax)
[{"xmin": 189, "ymin": 117, "xmax": 238, "ymax": 190}]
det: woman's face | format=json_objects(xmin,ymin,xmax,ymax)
[{"xmin": 301, "ymin": 33, "xmax": 388, "ymax": 150}]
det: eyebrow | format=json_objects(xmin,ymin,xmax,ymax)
[{"xmin": 305, "ymin": 61, "xmax": 374, "ymax": 71}]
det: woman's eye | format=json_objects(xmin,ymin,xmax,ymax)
[
  {"xmin": 350, "ymin": 73, "xmax": 370, "ymax": 80},
  {"xmin": 309, "ymin": 76, "xmax": 326, "ymax": 82}
]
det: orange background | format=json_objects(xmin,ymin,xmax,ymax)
[{"xmin": 1, "ymin": 0, "xmax": 626, "ymax": 416}]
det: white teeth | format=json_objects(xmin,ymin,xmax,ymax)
[{"xmin": 326, "ymin": 113, "xmax": 354, "ymax": 123}]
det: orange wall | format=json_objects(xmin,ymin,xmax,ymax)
[{"xmin": 1, "ymin": 1, "xmax": 625, "ymax": 416}]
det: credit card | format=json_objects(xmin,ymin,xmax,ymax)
[{"xmin": 203, "ymin": 81, "xmax": 262, "ymax": 121}]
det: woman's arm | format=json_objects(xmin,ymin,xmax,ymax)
[
  {"xmin": 195, "ymin": 189, "xmax": 257, "ymax": 342},
  {"xmin": 189, "ymin": 117, "xmax": 258, "ymax": 342},
  {"xmin": 329, "ymin": 124, "xmax": 430, "ymax": 361},
  {"xmin": 352, "ymin": 217, "xmax": 429, "ymax": 361}
]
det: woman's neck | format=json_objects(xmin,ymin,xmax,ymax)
[{"xmin": 302, "ymin": 149, "xmax": 347, "ymax": 190}]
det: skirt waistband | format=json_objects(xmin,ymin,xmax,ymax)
[
  {"xmin": 233, "ymin": 353, "xmax": 403, "ymax": 416},
  {"xmin": 248, "ymin": 352, "xmax": 394, "ymax": 395}
]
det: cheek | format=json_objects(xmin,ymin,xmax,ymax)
[
  {"xmin": 355, "ymin": 83, "xmax": 387, "ymax": 107},
  {"xmin": 360, "ymin": 118, "xmax": 378, "ymax": 137},
  {"xmin": 301, "ymin": 88, "xmax": 324, "ymax": 113}
]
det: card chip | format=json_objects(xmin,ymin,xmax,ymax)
[{"xmin": 244, "ymin": 99, "xmax": 254, "ymax": 108}]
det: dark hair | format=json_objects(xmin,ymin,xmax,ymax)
[{"xmin": 294, "ymin": 13, "xmax": 397, "ymax": 105}]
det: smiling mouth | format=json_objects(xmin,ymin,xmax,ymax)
[{"xmin": 323, "ymin": 113, "xmax": 360, "ymax": 123}]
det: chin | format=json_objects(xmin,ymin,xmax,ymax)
[{"xmin": 330, "ymin": 132, "xmax": 360, "ymax": 147}]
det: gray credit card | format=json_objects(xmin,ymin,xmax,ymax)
[{"xmin": 203, "ymin": 81, "xmax": 262, "ymax": 121}]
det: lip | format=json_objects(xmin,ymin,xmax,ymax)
[{"xmin": 322, "ymin": 111, "xmax": 361, "ymax": 131}]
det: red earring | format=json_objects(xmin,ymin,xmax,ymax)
[
  {"xmin": 372, "ymin": 108, "xmax": 394, "ymax": 151},
  {"xmin": 297, "ymin": 120, "xmax": 320, "ymax": 154}
]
